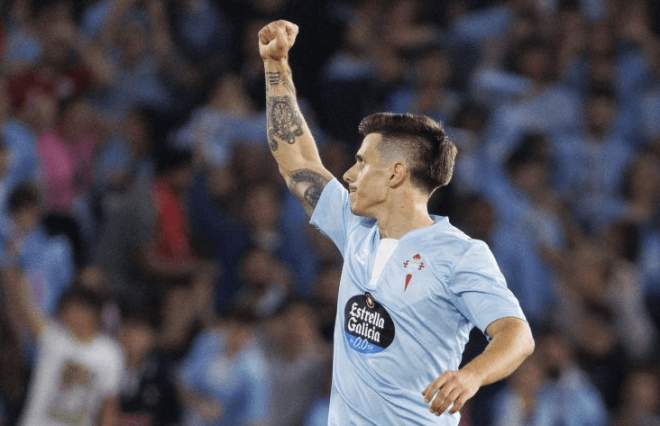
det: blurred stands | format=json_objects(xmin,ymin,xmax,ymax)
[{"xmin": 1, "ymin": 0, "xmax": 660, "ymax": 425}]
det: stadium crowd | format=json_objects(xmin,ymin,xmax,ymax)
[{"xmin": 0, "ymin": 0, "xmax": 659, "ymax": 425}]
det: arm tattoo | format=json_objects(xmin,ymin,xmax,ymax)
[
  {"xmin": 283, "ymin": 79, "xmax": 296, "ymax": 95},
  {"xmin": 266, "ymin": 71, "xmax": 280, "ymax": 86},
  {"xmin": 289, "ymin": 169, "xmax": 330, "ymax": 215},
  {"xmin": 267, "ymin": 96, "xmax": 304, "ymax": 151},
  {"xmin": 265, "ymin": 71, "xmax": 296, "ymax": 95}
]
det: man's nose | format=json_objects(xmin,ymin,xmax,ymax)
[{"xmin": 343, "ymin": 167, "xmax": 354, "ymax": 183}]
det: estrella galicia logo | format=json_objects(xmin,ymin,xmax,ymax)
[{"xmin": 344, "ymin": 293, "xmax": 395, "ymax": 354}]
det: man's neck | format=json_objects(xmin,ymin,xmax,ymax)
[{"xmin": 375, "ymin": 196, "xmax": 434, "ymax": 239}]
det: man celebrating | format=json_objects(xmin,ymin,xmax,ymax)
[{"xmin": 258, "ymin": 20, "xmax": 534, "ymax": 425}]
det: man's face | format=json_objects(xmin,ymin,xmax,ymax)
[
  {"xmin": 61, "ymin": 301, "xmax": 100, "ymax": 341},
  {"xmin": 167, "ymin": 166, "xmax": 193, "ymax": 194},
  {"xmin": 11, "ymin": 206, "xmax": 41, "ymax": 232},
  {"xmin": 343, "ymin": 133, "xmax": 391, "ymax": 217},
  {"xmin": 119, "ymin": 320, "xmax": 155, "ymax": 362}
]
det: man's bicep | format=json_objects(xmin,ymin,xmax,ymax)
[
  {"xmin": 285, "ymin": 166, "xmax": 334, "ymax": 217},
  {"xmin": 484, "ymin": 316, "xmax": 529, "ymax": 340},
  {"xmin": 310, "ymin": 178, "xmax": 358, "ymax": 257}
]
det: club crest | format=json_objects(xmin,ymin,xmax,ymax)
[{"xmin": 402, "ymin": 253, "xmax": 425, "ymax": 291}]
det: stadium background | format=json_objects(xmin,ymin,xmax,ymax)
[{"xmin": 1, "ymin": 0, "xmax": 659, "ymax": 425}]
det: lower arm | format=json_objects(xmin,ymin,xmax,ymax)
[{"xmin": 462, "ymin": 318, "xmax": 535, "ymax": 386}]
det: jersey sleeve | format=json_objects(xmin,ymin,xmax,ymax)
[
  {"xmin": 177, "ymin": 330, "xmax": 217, "ymax": 390},
  {"xmin": 38, "ymin": 321, "xmax": 64, "ymax": 348},
  {"xmin": 310, "ymin": 178, "xmax": 361, "ymax": 256},
  {"xmin": 243, "ymin": 348, "xmax": 270, "ymax": 424},
  {"xmin": 448, "ymin": 241, "xmax": 527, "ymax": 335},
  {"xmin": 99, "ymin": 341, "xmax": 125, "ymax": 397}
]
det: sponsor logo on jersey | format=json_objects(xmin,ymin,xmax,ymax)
[{"xmin": 344, "ymin": 293, "xmax": 395, "ymax": 354}]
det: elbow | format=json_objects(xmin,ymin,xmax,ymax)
[{"xmin": 520, "ymin": 323, "xmax": 536, "ymax": 359}]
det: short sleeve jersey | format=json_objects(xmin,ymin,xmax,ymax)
[
  {"xmin": 20, "ymin": 323, "xmax": 124, "ymax": 426},
  {"xmin": 177, "ymin": 329, "xmax": 269, "ymax": 426},
  {"xmin": 310, "ymin": 179, "xmax": 526, "ymax": 426}
]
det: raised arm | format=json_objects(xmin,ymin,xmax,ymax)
[
  {"xmin": 259, "ymin": 20, "xmax": 334, "ymax": 217},
  {"xmin": 1, "ymin": 267, "xmax": 47, "ymax": 338}
]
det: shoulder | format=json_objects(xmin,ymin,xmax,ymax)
[
  {"xmin": 36, "ymin": 131, "xmax": 60, "ymax": 149},
  {"xmin": 240, "ymin": 340, "xmax": 268, "ymax": 375},
  {"xmin": 417, "ymin": 217, "xmax": 495, "ymax": 264},
  {"xmin": 186, "ymin": 328, "xmax": 224, "ymax": 361},
  {"xmin": 41, "ymin": 321, "xmax": 67, "ymax": 343},
  {"xmin": 419, "ymin": 217, "xmax": 477, "ymax": 252},
  {"xmin": 95, "ymin": 334, "xmax": 125, "ymax": 362}
]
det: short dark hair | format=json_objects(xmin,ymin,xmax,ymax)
[
  {"xmin": 119, "ymin": 300, "xmax": 161, "ymax": 330},
  {"xmin": 358, "ymin": 113, "xmax": 456, "ymax": 194},
  {"xmin": 8, "ymin": 184, "xmax": 41, "ymax": 214},
  {"xmin": 155, "ymin": 147, "xmax": 193, "ymax": 176},
  {"xmin": 505, "ymin": 132, "xmax": 549, "ymax": 175},
  {"xmin": 56, "ymin": 285, "xmax": 105, "ymax": 319}
]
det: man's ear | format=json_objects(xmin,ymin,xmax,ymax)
[{"xmin": 389, "ymin": 162, "xmax": 408, "ymax": 188}]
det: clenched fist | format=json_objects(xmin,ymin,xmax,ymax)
[{"xmin": 258, "ymin": 20, "xmax": 299, "ymax": 62}]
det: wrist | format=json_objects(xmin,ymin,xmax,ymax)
[
  {"xmin": 263, "ymin": 57, "xmax": 289, "ymax": 66},
  {"xmin": 459, "ymin": 363, "xmax": 487, "ymax": 387}
]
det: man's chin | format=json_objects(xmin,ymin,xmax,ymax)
[{"xmin": 349, "ymin": 204, "xmax": 368, "ymax": 217}]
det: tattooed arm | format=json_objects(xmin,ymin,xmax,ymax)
[{"xmin": 259, "ymin": 20, "xmax": 334, "ymax": 217}]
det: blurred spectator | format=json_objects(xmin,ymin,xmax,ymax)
[
  {"xmin": 619, "ymin": 151, "xmax": 660, "ymax": 227},
  {"xmin": 172, "ymin": 71, "xmax": 266, "ymax": 164},
  {"xmin": 381, "ymin": 0, "xmax": 439, "ymax": 52},
  {"xmin": 188, "ymin": 162, "xmax": 250, "ymax": 313},
  {"xmin": 229, "ymin": 142, "xmax": 280, "ymax": 198},
  {"xmin": 0, "ymin": 304, "xmax": 29, "ymax": 426},
  {"xmin": 117, "ymin": 304, "xmax": 181, "ymax": 426},
  {"xmin": 0, "ymin": 270, "xmax": 124, "ymax": 426},
  {"xmin": 446, "ymin": 102, "xmax": 490, "ymax": 195},
  {"xmin": 94, "ymin": 148, "xmax": 216, "ymax": 342},
  {"xmin": 537, "ymin": 329, "xmax": 609, "ymax": 425},
  {"xmin": 177, "ymin": 306, "xmax": 269, "ymax": 426},
  {"xmin": 6, "ymin": 0, "xmax": 111, "ymax": 110},
  {"xmin": 37, "ymin": 96, "xmax": 100, "ymax": 264},
  {"xmin": 238, "ymin": 179, "xmax": 320, "ymax": 299},
  {"xmin": 311, "ymin": 260, "xmax": 342, "ymax": 343},
  {"xmin": 302, "ymin": 360, "xmax": 332, "ymax": 426},
  {"xmin": 477, "ymin": 33, "xmax": 581, "ymax": 166},
  {"xmin": 2, "ymin": 1, "xmax": 660, "ymax": 424},
  {"xmin": 1, "ymin": 184, "xmax": 74, "ymax": 316},
  {"xmin": 486, "ymin": 133, "xmax": 567, "ymax": 327},
  {"xmin": 258, "ymin": 300, "xmax": 330, "ymax": 426},
  {"xmin": 0, "ymin": 76, "xmax": 39, "ymax": 224},
  {"xmin": 233, "ymin": 246, "xmax": 293, "ymax": 319},
  {"xmin": 552, "ymin": 244, "xmax": 629, "ymax": 409},
  {"xmin": 319, "ymin": 0, "xmax": 403, "ymax": 144},
  {"xmin": 492, "ymin": 350, "xmax": 550, "ymax": 426},
  {"xmin": 612, "ymin": 365, "xmax": 660, "ymax": 426},
  {"xmin": 453, "ymin": 193, "xmax": 497, "ymax": 245},
  {"xmin": 492, "ymin": 341, "xmax": 608, "ymax": 426},
  {"xmin": 92, "ymin": 0, "xmax": 201, "ymax": 118},
  {"xmin": 551, "ymin": 88, "xmax": 635, "ymax": 232},
  {"xmin": 384, "ymin": 45, "xmax": 462, "ymax": 125},
  {"xmin": 167, "ymin": 0, "xmax": 232, "ymax": 69},
  {"xmin": 600, "ymin": 220, "xmax": 658, "ymax": 362},
  {"xmin": 241, "ymin": 182, "xmax": 290, "ymax": 260},
  {"xmin": 0, "ymin": 138, "xmax": 13, "ymax": 234},
  {"xmin": 92, "ymin": 105, "xmax": 156, "ymax": 225}
]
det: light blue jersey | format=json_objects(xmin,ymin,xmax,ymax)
[{"xmin": 310, "ymin": 179, "xmax": 526, "ymax": 426}]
